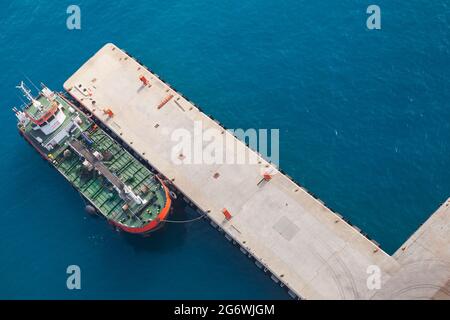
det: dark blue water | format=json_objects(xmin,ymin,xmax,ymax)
[{"xmin": 0, "ymin": 1, "xmax": 449, "ymax": 299}]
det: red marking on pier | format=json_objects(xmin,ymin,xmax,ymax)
[
  {"xmin": 103, "ymin": 108, "xmax": 114, "ymax": 118},
  {"xmin": 139, "ymin": 75, "xmax": 149, "ymax": 86},
  {"xmin": 157, "ymin": 94, "xmax": 174, "ymax": 109},
  {"xmin": 222, "ymin": 208, "xmax": 232, "ymax": 221}
]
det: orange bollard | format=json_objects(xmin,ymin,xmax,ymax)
[
  {"xmin": 222, "ymin": 208, "xmax": 232, "ymax": 221},
  {"xmin": 139, "ymin": 75, "xmax": 149, "ymax": 86},
  {"xmin": 103, "ymin": 108, "xmax": 114, "ymax": 118}
]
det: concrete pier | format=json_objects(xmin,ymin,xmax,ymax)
[
  {"xmin": 64, "ymin": 43, "xmax": 449, "ymax": 299},
  {"xmin": 373, "ymin": 199, "xmax": 450, "ymax": 299}
]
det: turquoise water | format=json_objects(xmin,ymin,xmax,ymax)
[{"xmin": 0, "ymin": 1, "xmax": 449, "ymax": 299}]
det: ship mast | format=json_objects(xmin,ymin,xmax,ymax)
[{"xmin": 16, "ymin": 81, "xmax": 42, "ymax": 110}]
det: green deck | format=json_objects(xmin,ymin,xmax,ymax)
[{"xmin": 20, "ymin": 94, "xmax": 167, "ymax": 229}]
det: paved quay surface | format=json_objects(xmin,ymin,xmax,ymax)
[
  {"xmin": 64, "ymin": 43, "xmax": 449, "ymax": 299},
  {"xmin": 372, "ymin": 199, "xmax": 450, "ymax": 299}
]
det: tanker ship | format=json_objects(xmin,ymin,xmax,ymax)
[{"xmin": 13, "ymin": 81, "xmax": 171, "ymax": 234}]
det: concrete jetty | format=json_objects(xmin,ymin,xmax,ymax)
[{"xmin": 64, "ymin": 43, "xmax": 449, "ymax": 299}]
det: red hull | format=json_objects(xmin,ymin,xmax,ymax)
[{"xmin": 109, "ymin": 176, "xmax": 172, "ymax": 234}]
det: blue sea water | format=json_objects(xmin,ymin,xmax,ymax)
[{"xmin": 0, "ymin": 0, "xmax": 449, "ymax": 299}]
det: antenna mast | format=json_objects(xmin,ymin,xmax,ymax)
[{"xmin": 16, "ymin": 81, "xmax": 42, "ymax": 110}]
